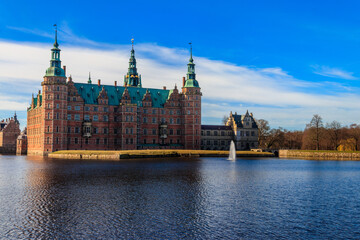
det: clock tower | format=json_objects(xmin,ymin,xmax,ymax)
[{"xmin": 41, "ymin": 25, "xmax": 68, "ymax": 154}]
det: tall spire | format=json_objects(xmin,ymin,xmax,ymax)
[
  {"xmin": 88, "ymin": 72, "xmax": 92, "ymax": 84},
  {"xmin": 45, "ymin": 24, "xmax": 65, "ymax": 77},
  {"xmin": 124, "ymin": 38, "xmax": 141, "ymax": 87},
  {"xmin": 53, "ymin": 24, "xmax": 59, "ymax": 48},
  {"xmin": 189, "ymin": 42, "xmax": 193, "ymax": 62},
  {"xmin": 183, "ymin": 42, "xmax": 199, "ymax": 88}
]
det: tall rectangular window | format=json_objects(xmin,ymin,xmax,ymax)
[
  {"xmin": 75, "ymin": 106, "xmax": 80, "ymax": 111},
  {"xmin": 93, "ymin": 115, "xmax": 98, "ymax": 121},
  {"xmin": 74, "ymin": 114, "xmax": 80, "ymax": 121}
]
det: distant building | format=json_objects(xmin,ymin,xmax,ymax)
[
  {"xmin": 200, "ymin": 111, "xmax": 259, "ymax": 151},
  {"xmin": 226, "ymin": 111, "xmax": 258, "ymax": 150},
  {"xmin": 0, "ymin": 113, "xmax": 21, "ymax": 153},
  {"xmin": 27, "ymin": 30, "xmax": 202, "ymax": 155},
  {"xmin": 16, "ymin": 128, "xmax": 27, "ymax": 155},
  {"xmin": 201, "ymin": 125, "xmax": 234, "ymax": 150}
]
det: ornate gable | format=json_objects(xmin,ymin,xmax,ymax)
[
  {"xmin": 121, "ymin": 87, "xmax": 131, "ymax": 104},
  {"xmin": 165, "ymin": 85, "xmax": 181, "ymax": 107},
  {"xmin": 142, "ymin": 89, "xmax": 152, "ymax": 107},
  {"xmin": 97, "ymin": 86, "xmax": 109, "ymax": 105},
  {"xmin": 67, "ymin": 78, "xmax": 84, "ymax": 103}
]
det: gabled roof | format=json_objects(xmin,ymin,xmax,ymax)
[
  {"xmin": 232, "ymin": 113, "xmax": 258, "ymax": 129},
  {"xmin": 233, "ymin": 114, "xmax": 244, "ymax": 128},
  {"xmin": 74, "ymin": 83, "xmax": 171, "ymax": 108}
]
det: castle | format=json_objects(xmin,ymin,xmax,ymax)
[
  {"xmin": 0, "ymin": 113, "xmax": 20, "ymax": 153},
  {"xmin": 27, "ymin": 31, "xmax": 202, "ymax": 155},
  {"xmin": 201, "ymin": 111, "xmax": 259, "ymax": 150}
]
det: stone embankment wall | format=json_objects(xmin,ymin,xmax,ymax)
[
  {"xmin": 49, "ymin": 150, "xmax": 275, "ymax": 160},
  {"xmin": 279, "ymin": 150, "xmax": 360, "ymax": 160},
  {"xmin": 0, "ymin": 147, "xmax": 16, "ymax": 154}
]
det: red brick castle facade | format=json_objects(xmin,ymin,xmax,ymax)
[{"xmin": 27, "ymin": 31, "xmax": 201, "ymax": 155}]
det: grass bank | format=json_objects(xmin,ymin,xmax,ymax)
[{"xmin": 49, "ymin": 149, "xmax": 274, "ymax": 160}]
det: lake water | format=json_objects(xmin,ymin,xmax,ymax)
[{"xmin": 1, "ymin": 155, "xmax": 360, "ymax": 239}]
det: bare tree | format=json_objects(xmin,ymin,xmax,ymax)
[
  {"xmin": 306, "ymin": 114, "xmax": 324, "ymax": 150},
  {"xmin": 264, "ymin": 128, "xmax": 284, "ymax": 149},
  {"xmin": 349, "ymin": 124, "xmax": 360, "ymax": 151},
  {"xmin": 256, "ymin": 119, "xmax": 270, "ymax": 148},
  {"xmin": 222, "ymin": 115, "xmax": 229, "ymax": 125},
  {"xmin": 326, "ymin": 121, "xmax": 342, "ymax": 150}
]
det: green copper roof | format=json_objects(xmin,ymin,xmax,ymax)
[
  {"xmin": 45, "ymin": 67, "xmax": 66, "ymax": 77},
  {"xmin": 28, "ymin": 94, "xmax": 42, "ymax": 111},
  {"xmin": 45, "ymin": 27, "xmax": 66, "ymax": 77},
  {"xmin": 74, "ymin": 83, "xmax": 170, "ymax": 108},
  {"xmin": 183, "ymin": 43, "xmax": 200, "ymax": 88},
  {"xmin": 184, "ymin": 79, "xmax": 199, "ymax": 88}
]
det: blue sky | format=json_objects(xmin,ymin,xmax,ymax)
[{"xmin": 1, "ymin": 0, "xmax": 360, "ymax": 130}]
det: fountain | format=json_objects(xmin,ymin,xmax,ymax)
[{"xmin": 228, "ymin": 140, "xmax": 236, "ymax": 161}]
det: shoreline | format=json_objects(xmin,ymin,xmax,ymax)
[
  {"xmin": 48, "ymin": 149, "xmax": 275, "ymax": 160},
  {"xmin": 279, "ymin": 150, "xmax": 360, "ymax": 160}
]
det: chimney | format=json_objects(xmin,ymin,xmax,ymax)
[
  {"xmin": 114, "ymin": 81, "xmax": 117, "ymax": 87},
  {"xmin": 63, "ymin": 66, "xmax": 66, "ymax": 75},
  {"xmin": 98, "ymin": 79, "xmax": 101, "ymax": 86},
  {"xmin": 182, "ymin": 77, "xmax": 186, "ymax": 87},
  {"xmin": 163, "ymin": 86, "xmax": 166, "ymax": 90}
]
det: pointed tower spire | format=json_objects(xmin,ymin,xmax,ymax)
[
  {"xmin": 45, "ymin": 24, "xmax": 65, "ymax": 77},
  {"xmin": 124, "ymin": 38, "xmax": 141, "ymax": 87},
  {"xmin": 183, "ymin": 42, "xmax": 199, "ymax": 88},
  {"xmin": 14, "ymin": 111, "xmax": 19, "ymax": 124},
  {"xmin": 88, "ymin": 72, "xmax": 92, "ymax": 84},
  {"xmin": 189, "ymin": 42, "xmax": 193, "ymax": 62},
  {"xmin": 53, "ymin": 24, "xmax": 59, "ymax": 48}
]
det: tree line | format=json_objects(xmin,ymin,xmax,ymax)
[{"xmin": 256, "ymin": 115, "xmax": 360, "ymax": 151}]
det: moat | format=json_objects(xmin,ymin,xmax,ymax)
[{"xmin": 1, "ymin": 155, "xmax": 360, "ymax": 239}]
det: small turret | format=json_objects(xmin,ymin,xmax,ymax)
[{"xmin": 124, "ymin": 39, "xmax": 141, "ymax": 87}]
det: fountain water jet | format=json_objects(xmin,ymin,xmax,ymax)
[{"xmin": 228, "ymin": 140, "xmax": 236, "ymax": 161}]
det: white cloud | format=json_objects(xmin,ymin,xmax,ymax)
[
  {"xmin": 0, "ymin": 38, "xmax": 360, "ymax": 130},
  {"xmin": 312, "ymin": 65, "xmax": 358, "ymax": 80}
]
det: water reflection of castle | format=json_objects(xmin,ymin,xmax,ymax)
[{"xmin": 18, "ymin": 159, "xmax": 204, "ymax": 238}]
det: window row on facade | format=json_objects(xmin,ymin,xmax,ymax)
[{"xmin": 201, "ymin": 130, "xmax": 233, "ymax": 136}]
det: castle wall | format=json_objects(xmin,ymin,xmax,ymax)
[{"xmin": 0, "ymin": 119, "xmax": 21, "ymax": 153}]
